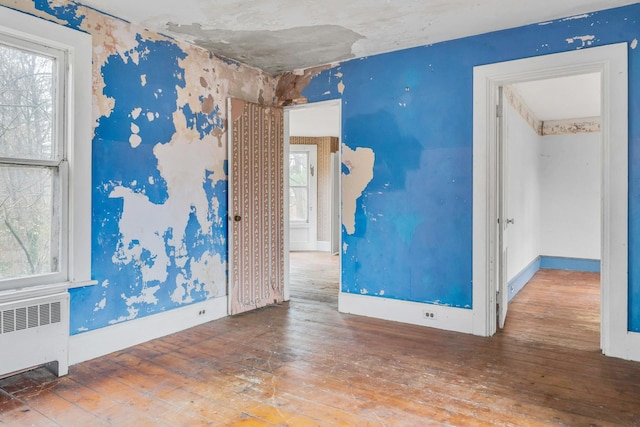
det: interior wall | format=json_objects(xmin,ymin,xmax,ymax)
[
  {"xmin": 0, "ymin": 1, "xmax": 277, "ymax": 334},
  {"xmin": 540, "ymin": 132, "xmax": 601, "ymax": 259},
  {"xmin": 504, "ymin": 90, "xmax": 601, "ymax": 284},
  {"xmin": 505, "ymin": 100, "xmax": 541, "ymax": 282},
  {"xmin": 289, "ymin": 105, "xmax": 340, "ymax": 137},
  {"xmin": 276, "ymin": 4, "xmax": 640, "ymax": 331}
]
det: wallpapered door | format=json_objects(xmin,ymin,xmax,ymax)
[{"xmin": 228, "ymin": 98, "xmax": 284, "ymax": 315}]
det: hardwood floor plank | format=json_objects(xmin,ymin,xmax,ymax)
[{"xmin": 2, "ymin": 258, "xmax": 640, "ymax": 426}]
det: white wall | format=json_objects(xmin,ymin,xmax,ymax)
[
  {"xmin": 289, "ymin": 103, "xmax": 340, "ymax": 137},
  {"xmin": 539, "ymin": 132, "xmax": 601, "ymax": 259},
  {"xmin": 505, "ymin": 99, "xmax": 601, "ymax": 280},
  {"xmin": 505, "ymin": 101, "xmax": 541, "ymax": 281}
]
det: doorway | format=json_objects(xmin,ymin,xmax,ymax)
[
  {"xmin": 472, "ymin": 43, "xmax": 631, "ymax": 359},
  {"xmin": 284, "ymin": 100, "xmax": 342, "ymax": 306},
  {"xmin": 496, "ymin": 72, "xmax": 602, "ymax": 350}
]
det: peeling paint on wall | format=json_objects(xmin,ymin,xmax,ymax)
[
  {"xmin": 505, "ymin": 86, "xmax": 600, "ymax": 136},
  {"xmin": 341, "ymin": 144, "xmax": 374, "ymax": 235},
  {"xmin": 0, "ymin": 0, "xmax": 276, "ymax": 333},
  {"xmin": 277, "ymin": 4, "xmax": 640, "ymax": 319}
]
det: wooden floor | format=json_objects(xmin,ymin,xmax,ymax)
[
  {"xmin": 289, "ymin": 251, "xmax": 339, "ymax": 306},
  {"xmin": 2, "ymin": 257, "xmax": 640, "ymax": 426}
]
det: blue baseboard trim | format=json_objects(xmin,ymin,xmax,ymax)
[
  {"xmin": 507, "ymin": 256, "xmax": 600, "ymax": 301},
  {"xmin": 540, "ymin": 256, "xmax": 600, "ymax": 273},
  {"xmin": 508, "ymin": 256, "xmax": 541, "ymax": 302}
]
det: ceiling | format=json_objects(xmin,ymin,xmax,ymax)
[
  {"xmin": 512, "ymin": 73, "xmax": 601, "ymax": 121},
  {"xmin": 76, "ymin": 0, "xmax": 635, "ymax": 75}
]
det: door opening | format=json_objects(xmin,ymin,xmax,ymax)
[
  {"xmin": 472, "ymin": 43, "xmax": 631, "ymax": 359},
  {"xmin": 284, "ymin": 100, "xmax": 342, "ymax": 306},
  {"xmin": 496, "ymin": 72, "xmax": 603, "ymax": 351}
]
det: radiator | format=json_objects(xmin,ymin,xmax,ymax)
[{"xmin": 0, "ymin": 291, "xmax": 69, "ymax": 377}]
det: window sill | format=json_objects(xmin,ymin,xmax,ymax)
[{"xmin": 0, "ymin": 280, "xmax": 98, "ymax": 304}]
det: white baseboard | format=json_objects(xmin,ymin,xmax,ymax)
[
  {"xmin": 338, "ymin": 292, "xmax": 474, "ymax": 334},
  {"xmin": 623, "ymin": 331, "xmax": 640, "ymax": 362},
  {"xmin": 69, "ymin": 296, "xmax": 228, "ymax": 365},
  {"xmin": 289, "ymin": 242, "xmax": 316, "ymax": 251},
  {"xmin": 316, "ymin": 241, "xmax": 331, "ymax": 252}
]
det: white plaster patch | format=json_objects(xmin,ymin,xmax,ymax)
[
  {"xmin": 147, "ymin": 112, "xmax": 155, "ymax": 121},
  {"xmin": 632, "ymin": 39, "xmax": 638, "ymax": 50},
  {"xmin": 129, "ymin": 134, "xmax": 142, "ymax": 148},
  {"xmin": 171, "ymin": 282, "xmax": 187, "ymax": 304},
  {"xmin": 108, "ymin": 306, "xmax": 139, "ymax": 325},
  {"xmin": 141, "ymin": 74, "xmax": 147, "ymax": 86},
  {"xmin": 360, "ymin": 288, "xmax": 369, "ymax": 295},
  {"xmin": 109, "ymin": 186, "xmax": 172, "ymax": 283},
  {"xmin": 94, "ymin": 297, "xmax": 107, "ymax": 312},
  {"xmin": 561, "ymin": 14, "xmax": 589, "ymax": 21},
  {"xmin": 565, "ymin": 35, "xmax": 595, "ymax": 49},
  {"xmin": 131, "ymin": 107, "xmax": 142, "ymax": 119},
  {"xmin": 101, "ymin": 280, "xmax": 109, "ymax": 288},
  {"xmin": 342, "ymin": 144, "xmax": 375, "ymax": 235},
  {"xmin": 379, "ymin": 290, "xmax": 385, "ymax": 296},
  {"xmin": 123, "ymin": 285, "xmax": 161, "ymax": 306},
  {"xmin": 131, "ymin": 123, "xmax": 140, "ymax": 134},
  {"xmin": 337, "ymin": 80, "xmax": 345, "ymax": 95},
  {"xmin": 188, "ymin": 252, "xmax": 226, "ymax": 297}
]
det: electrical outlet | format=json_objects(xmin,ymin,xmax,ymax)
[{"xmin": 423, "ymin": 310, "xmax": 437, "ymax": 320}]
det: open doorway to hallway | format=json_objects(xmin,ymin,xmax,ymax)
[
  {"xmin": 285, "ymin": 100, "xmax": 341, "ymax": 307},
  {"xmin": 498, "ymin": 73, "xmax": 602, "ymax": 351},
  {"xmin": 472, "ymin": 43, "xmax": 631, "ymax": 359}
]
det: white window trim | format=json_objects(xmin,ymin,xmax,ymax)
[{"xmin": 0, "ymin": 7, "xmax": 95, "ymax": 300}]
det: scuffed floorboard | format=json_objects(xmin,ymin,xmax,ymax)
[{"xmin": 1, "ymin": 268, "xmax": 640, "ymax": 426}]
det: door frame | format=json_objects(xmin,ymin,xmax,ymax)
[
  {"xmin": 472, "ymin": 43, "xmax": 633, "ymax": 359},
  {"xmin": 283, "ymin": 99, "xmax": 342, "ymax": 302}
]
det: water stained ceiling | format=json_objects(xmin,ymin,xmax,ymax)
[{"xmin": 76, "ymin": 0, "xmax": 636, "ymax": 75}]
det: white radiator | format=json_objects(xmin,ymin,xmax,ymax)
[{"xmin": 0, "ymin": 291, "xmax": 69, "ymax": 377}]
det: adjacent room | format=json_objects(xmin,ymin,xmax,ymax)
[{"xmin": 1, "ymin": 1, "xmax": 640, "ymax": 425}]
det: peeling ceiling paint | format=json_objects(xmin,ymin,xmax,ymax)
[
  {"xmin": 75, "ymin": 0, "xmax": 637, "ymax": 74},
  {"xmin": 165, "ymin": 24, "xmax": 363, "ymax": 74}
]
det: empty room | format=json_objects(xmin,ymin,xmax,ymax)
[{"xmin": 1, "ymin": 1, "xmax": 640, "ymax": 425}]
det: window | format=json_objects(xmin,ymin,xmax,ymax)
[
  {"xmin": 0, "ymin": 7, "xmax": 92, "ymax": 293},
  {"xmin": 289, "ymin": 144, "xmax": 317, "ymax": 224},
  {"xmin": 0, "ymin": 35, "xmax": 67, "ymax": 287},
  {"xmin": 289, "ymin": 151, "xmax": 310, "ymax": 222}
]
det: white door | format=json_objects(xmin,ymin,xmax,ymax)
[
  {"xmin": 289, "ymin": 144, "xmax": 318, "ymax": 251},
  {"xmin": 497, "ymin": 86, "xmax": 510, "ymax": 329}
]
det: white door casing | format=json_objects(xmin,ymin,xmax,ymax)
[{"xmin": 472, "ymin": 43, "xmax": 637, "ymax": 360}]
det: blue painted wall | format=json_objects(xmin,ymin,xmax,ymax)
[
  {"xmin": 6, "ymin": 1, "xmax": 640, "ymax": 334},
  {"xmin": 300, "ymin": 5, "xmax": 640, "ymax": 331},
  {"xmin": 3, "ymin": 1, "xmax": 275, "ymax": 333}
]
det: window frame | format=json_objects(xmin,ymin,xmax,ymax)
[
  {"xmin": 0, "ymin": 7, "xmax": 94, "ymax": 297},
  {"xmin": 0, "ymin": 34, "xmax": 69, "ymax": 289}
]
